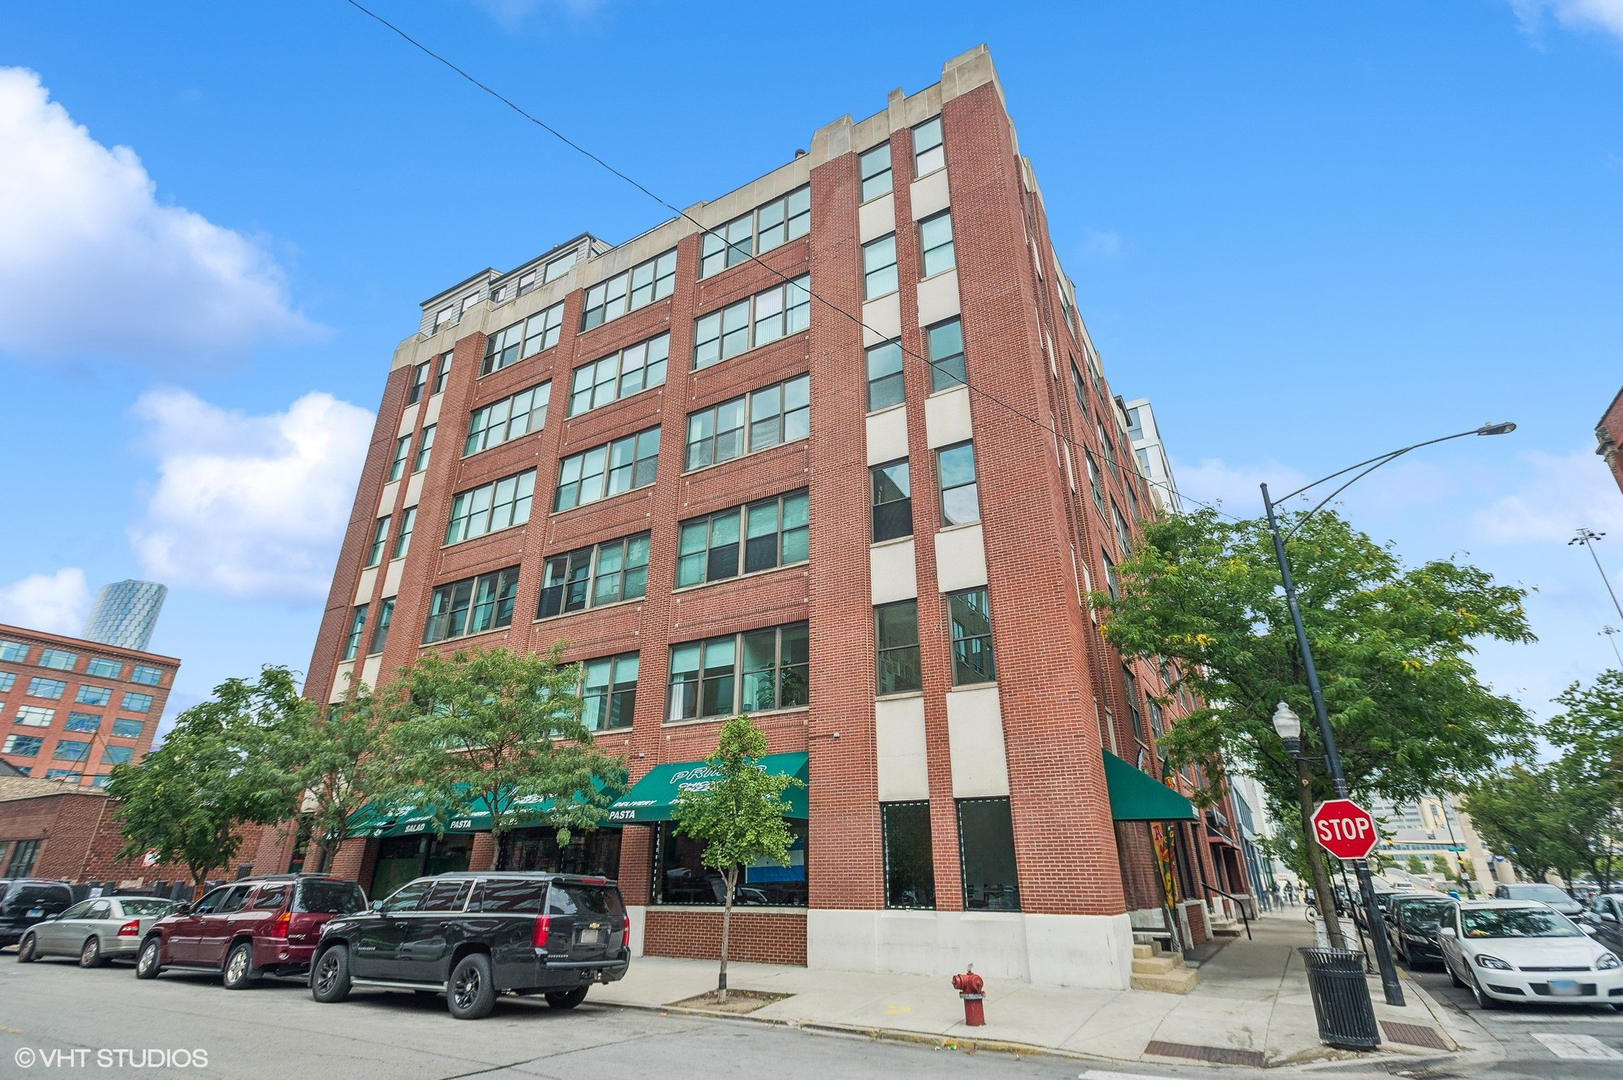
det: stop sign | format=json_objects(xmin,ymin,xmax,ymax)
[{"xmin": 1311, "ymin": 799, "xmax": 1378, "ymax": 860}]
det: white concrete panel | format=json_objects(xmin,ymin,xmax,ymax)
[
  {"xmin": 861, "ymin": 292, "xmax": 902, "ymax": 346},
  {"xmin": 424, "ymin": 392, "xmax": 443, "ymax": 425},
  {"xmin": 626, "ymin": 905, "xmax": 646, "ymax": 958},
  {"xmin": 1023, "ymin": 913, "xmax": 1133, "ymax": 990},
  {"xmin": 874, "ymin": 696, "xmax": 928, "ymax": 802},
  {"xmin": 935, "ymin": 522, "xmax": 987, "ymax": 593},
  {"xmin": 806, "ymin": 909, "xmax": 878, "ymax": 972},
  {"xmin": 403, "ymin": 472, "xmax": 423, "ymax": 506},
  {"xmin": 397, "ymin": 402, "xmax": 419, "ymax": 437},
  {"xmin": 383, "ymin": 559, "xmax": 404, "ymax": 598},
  {"xmin": 359, "ymin": 655, "xmax": 383, "ymax": 691},
  {"xmin": 947, "ymin": 684, "xmax": 1009, "ymax": 798},
  {"xmin": 870, "ymin": 538, "xmax": 917, "ymax": 604},
  {"xmin": 858, "ymin": 192, "xmax": 896, "ymax": 243},
  {"xmin": 924, "ymin": 385, "xmax": 972, "ymax": 448},
  {"xmin": 916, "ymin": 268, "xmax": 961, "ymax": 327},
  {"xmin": 865, "ymin": 406, "xmax": 909, "ymax": 466},
  {"xmin": 330, "ymin": 661, "xmax": 355, "ymax": 704},
  {"xmin": 910, "ymin": 168, "xmax": 951, "ymax": 220},
  {"xmin": 379, "ymin": 480, "xmax": 400, "ymax": 514},
  {"xmin": 354, "ymin": 565, "xmax": 378, "ymax": 605}
]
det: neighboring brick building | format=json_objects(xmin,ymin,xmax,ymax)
[
  {"xmin": 0, "ymin": 624, "xmax": 178, "ymax": 787},
  {"xmin": 1598, "ymin": 385, "xmax": 1623, "ymax": 495},
  {"xmin": 253, "ymin": 46, "xmax": 1248, "ymax": 988},
  {"xmin": 0, "ymin": 776, "xmax": 207, "ymax": 889}
]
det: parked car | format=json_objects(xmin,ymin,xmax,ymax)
[
  {"xmin": 1438, "ymin": 899, "xmax": 1623, "ymax": 1010},
  {"xmin": 135, "ymin": 874, "xmax": 367, "ymax": 988},
  {"xmin": 1492, "ymin": 882, "xmax": 1583, "ymax": 919},
  {"xmin": 0, "ymin": 879, "xmax": 74, "ymax": 947},
  {"xmin": 16, "ymin": 895, "xmax": 178, "ymax": 966},
  {"xmin": 1387, "ymin": 894, "xmax": 1455, "ymax": 969},
  {"xmin": 309, "ymin": 872, "xmax": 630, "ymax": 1020},
  {"xmin": 1584, "ymin": 893, "xmax": 1623, "ymax": 955}
]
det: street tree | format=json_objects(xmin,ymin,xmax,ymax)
[
  {"xmin": 1407, "ymin": 855, "xmax": 1426, "ymax": 875},
  {"xmin": 671, "ymin": 715, "xmax": 803, "ymax": 1002},
  {"xmin": 1093, "ymin": 507, "xmax": 1534, "ymax": 944},
  {"xmin": 268, "ymin": 677, "xmax": 389, "ymax": 874},
  {"xmin": 1430, "ymin": 854, "xmax": 1450, "ymax": 878},
  {"xmin": 375, "ymin": 644, "xmax": 622, "ymax": 869}
]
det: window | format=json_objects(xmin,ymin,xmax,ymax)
[
  {"xmin": 581, "ymin": 654, "xmax": 637, "ymax": 732},
  {"xmin": 43, "ymin": 769, "xmax": 81, "ymax": 781},
  {"xmin": 668, "ymin": 622, "xmax": 808, "ymax": 722},
  {"xmin": 1070, "ymin": 361, "xmax": 1089, "ymax": 417},
  {"xmin": 86, "ymin": 658, "xmax": 122, "ymax": 679},
  {"xmin": 483, "ymin": 302, "xmax": 564, "ymax": 375},
  {"xmin": 369, "ymin": 598, "xmax": 395, "ymax": 656},
  {"xmin": 863, "ymin": 234, "xmax": 898, "ymax": 299},
  {"xmin": 1124, "ymin": 666, "xmax": 1144, "ymax": 741},
  {"xmin": 676, "ymin": 491, "xmax": 809, "ymax": 587},
  {"xmin": 393, "ymin": 507, "xmax": 416, "ymax": 560},
  {"xmin": 387, "ymin": 435, "xmax": 410, "ymax": 482},
  {"xmin": 14, "ymin": 706, "xmax": 54, "ymax": 726},
  {"xmin": 445, "ymin": 470, "xmax": 536, "ymax": 544},
  {"xmin": 882, "ymin": 801, "xmax": 935, "ymax": 908},
  {"xmin": 6, "ymin": 840, "xmax": 41, "ymax": 876},
  {"xmin": 948, "ymin": 588, "xmax": 995, "ymax": 686},
  {"xmin": 102, "ymin": 745, "xmax": 134, "ymax": 766},
  {"xmin": 3, "ymin": 735, "xmax": 43, "ymax": 756},
  {"xmin": 1099, "ymin": 422, "xmax": 1120, "ymax": 482},
  {"xmin": 860, "ymin": 142, "xmax": 893, "ymax": 202},
  {"xmin": 1102, "ymin": 551, "xmax": 1119, "ymax": 600},
  {"xmin": 871, "ymin": 460, "xmax": 912, "ymax": 542},
  {"xmin": 684, "ymin": 375, "xmax": 808, "ymax": 471},
  {"xmin": 75, "ymin": 685, "xmax": 110, "ymax": 706},
  {"xmin": 568, "ymin": 333, "xmax": 669, "ymax": 416},
  {"xmin": 53, "ymin": 740, "xmax": 90, "ymax": 762},
  {"xmin": 537, "ymin": 532, "xmax": 651, "ymax": 617},
  {"xmin": 1149, "ymin": 701, "xmax": 1165, "ymax": 739},
  {"xmin": 936, "ymin": 442, "xmax": 979, "ymax": 526},
  {"xmin": 866, "ymin": 339, "xmax": 904, "ymax": 411},
  {"xmin": 413, "ymin": 425, "xmax": 435, "ymax": 473},
  {"xmin": 1113, "ymin": 503, "xmax": 1132, "ymax": 555},
  {"xmin": 699, "ymin": 187, "xmax": 811, "ymax": 277},
  {"xmin": 342, "ymin": 606, "xmax": 368, "ymax": 662},
  {"xmin": 692, "ymin": 276, "xmax": 810, "ymax": 369},
  {"xmin": 465, "ymin": 382, "xmax": 551, "ymax": 456},
  {"xmin": 252, "ymin": 885, "xmax": 289, "ymax": 911},
  {"xmin": 1086, "ymin": 451, "xmax": 1105, "ymax": 516},
  {"xmin": 0, "ymin": 672, "xmax": 13, "ymax": 693},
  {"xmin": 876, "ymin": 601, "xmax": 922, "ymax": 695},
  {"xmin": 423, "ymin": 567, "xmax": 520, "ymax": 643},
  {"xmin": 582, "ymin": 249, "xmax": 677, "ymax": 330},
  {"xmin": 130, "ymin": 665, "xmax": 162, "ymax": 687},
  {"xmin": 38, "ymin": 649, "xmax": 76, "ymax": 671},
  {"xmin": 652, "ymin": 819, "xmax": 806, "ymax": 906},
  {"xmin": 366, "ymin": 516, "xmax": 390, "ymax": 568},
  {"xmin": 1123, "ymin": 474, "xmax": 1139, "ymax": 526},
  {"xmin": 433, "ymin": 351, "xmax": 452, "ymax": 394},
  {"xmin": 111, "ymin": 718, "xmax": 143, "ymax": 739},
  {"xmin": 926, "ymin": 318, "xmax": 965, "ymax": 392},
  {"xmin": 406, "ymin": 360, "xmax": 430, "ymax": 405},
  {"xmin": 27, "ymin": 678, "xmax": 66, "ymax": 700},
  {"xmin": 913, "ymin": 116, "xmax": 945, "ymax": 176},
  {"xmin": 919, "ymin": 211, "xmax": 955, "ymax": 277},
  {"xmin": 0, "ymin": 640, "xmax": 26, "ymax": 662},
  {"xmin": 554, "ymin": 428, "xmax": 661, "ymax": 511},
  {"xmin": 65, "ymin": 713, "xmax": 100, "ymax": 733},
  {"xmin": 957, "ymin": 797, "xmax": 1018, "ymax": 910}
]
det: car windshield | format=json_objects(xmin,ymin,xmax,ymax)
[
  {"xmin": 1398, "ymin": 901, "xmax": 1450, "ymax": 930},
  {"xmin": 119, "ymin": 899, "xmax": 174, "ymax": 917},
  {"xmin": 296, "ymin": 880, "xmax": 367, "ymax": 915},
  {"xmin": 1462, "ymin": 907, "xmax": 1582, "ymax": 938},
  {"xmin": 1506, "ymin": 885, "xmax": 1572, "ymax": 903}
]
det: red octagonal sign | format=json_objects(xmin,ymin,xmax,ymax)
[{"xmin": 1311, "ymin": 799, "xmax": 1378, "ymax": 860}]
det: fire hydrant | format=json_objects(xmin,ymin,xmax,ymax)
[{"xmin": 951, "ymin": 966, "xmax": 985, "ymax": 1026}]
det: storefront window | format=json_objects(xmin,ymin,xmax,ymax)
[
  {"xmin": 499, "ymin": 826, "xmax": 621, "ymax": 878},
  {"xmin": 957, "ymin": 797, "xmax": 1019, "ymax": 911},
  {"xmin": 652, "ymin": 820, "xmax": 807, "ymax": 907},
  {"xmin": 370, "ymin": 833, "xmax": 474, "ymax": 902},
  {"xmin": 881, "ymin": 801, "xmax": 935, "ymax": 909}
]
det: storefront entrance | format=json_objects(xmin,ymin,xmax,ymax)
[
  {"xmin": 498, "ymin": 826, "xmax": 621, "ymax": 877},
  {"xmin": 369, "ymin": 833, "xmax": 474, "ymax": 901}
]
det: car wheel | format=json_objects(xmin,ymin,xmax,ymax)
[
  {"xmin": 545, "ymin": 987, "xmax": 588, "ymax": 1010},
  {"xmin": 1469, "ymin": 970, "xmax": 1500, "ymax": 1010},
  {"xmin": 222, "ymin": 942, "xmax": 257, "ymax": 990},
  {"xmin": 79, "ymin": 936, "xmax": 105, "ymax": 968},
  {"xmin": 310, "ymin": 946, "xmax": 351, "ymax": 1004},
  {"xmin": 135, "ymin": 937, "xmax": 161, "ymax": 980},
  {"xmin": 447, "ymin": 953, "xmax": 495, "ymax": 1020},
  {"xmin": 17, "ymin": 934, "xmax": 37, "ymax": 964}
]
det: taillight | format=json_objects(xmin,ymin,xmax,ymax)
[
  {"xmin": 620, "ymin": 921, "xmax": 630, "ymax": 949},
  {"xmin": 531, "ymin": 914, "xmax": 552, "ymax": 949},
  {"xmin": 271, "ymin": 912, "xmax": 291, "ymax": 939},
  {"xmin": 116, "ymin": 920, "xmax": 140, "ymax": 938}
]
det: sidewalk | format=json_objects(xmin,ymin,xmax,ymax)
[{"xmin": 595, "ymin": 912, "xmax": 1493, "ymax": 1069}]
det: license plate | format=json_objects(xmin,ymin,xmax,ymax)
[
  {"xmin": 578, "ymin": 927, "xmax": 606, "ymax": 945},
  {"xmin": 26, "ymin": 908, "xmax": 42, "ymax": 918},
  {"xmin": 1547, "ymin": 979, "xmax": 1581, "ymax": 996}
]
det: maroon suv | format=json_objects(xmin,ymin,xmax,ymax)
[{"xmin": 135, "ymin": 874, "xmax": 367, "ymax": 989}]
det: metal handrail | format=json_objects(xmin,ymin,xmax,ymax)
[{"xmin": 1201, "ymin": 880, "xmax": 1252, "ymax": 940}]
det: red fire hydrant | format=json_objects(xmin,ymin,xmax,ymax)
[{"xmin": 951, "ymin": 966, "xmax": 985, "ymax": 1026}]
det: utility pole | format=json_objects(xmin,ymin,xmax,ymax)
[{"xmin": 1571, "ymin": 528, "xmax": 1623, "ymax": 624}]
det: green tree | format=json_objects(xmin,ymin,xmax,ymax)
[
  {"xmin": 671, "ymin": 715, "xmax": 803, "ymax": 1001},
  {"xmin": 1545, "ymin": 670, "xmax": 1623, "ymax": 890},
  {"xmin": 107, "ymin": 668, "xmax": 306, "ymax": 890},
  {"xmin": 1430, "ymin": 854, "xmax": 1450, "ymax": 877},
  {"xmin": 268, "ymin": 677, "xmax": 389, "ymax": 874},
  {"xmin": 1093, "ymin": 508, "xmax": 1534, "ymax": 946},
  {"xmin": 1406, "ymin": 855, "xmax": 1426, "ymax": 874},
  {"xmin": 376, "ymin": 644, "xmax": 622, "ymax": 869}
]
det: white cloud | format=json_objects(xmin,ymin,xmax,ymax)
[
  {"xmin": 1081, "ymin": 230, "xmax": 1122, "ymax": 258},
  {"xmin": 1172, "ymin": 455, "xmax": 1310, "ymax": 514},
  {"xmin": 471, "ymin": 0, "xmax": 606, "ymax": 31},
  {"xmin": 0, "ymin": 67, "xmax": 318, "ymax": 366},
  {"xmin": 127, "ymin": 389, "xmax": 374, "ymax": 600},
  {"xmin": 0, "ymin": 568, "xmax": 92, "ymax": 635},
  {"xmin": 1511, "ymin": 0, "xmax": 1623, "ymax": 42},
  {"xmin": 1470, "ymin": 448, "xmax": 1623, "ymax": 545}
]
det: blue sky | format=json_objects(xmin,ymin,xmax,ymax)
[{"xmin": 1, "ymin": 1, "xmax": 1620, "ymax": 735}]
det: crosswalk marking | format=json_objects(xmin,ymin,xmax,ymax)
[
  {"xmin": 1081, "ymin": 1071, "xmax": 1183, "ymax": 1080},
  {"xmin": 1531, "ymin": 1032, "xmax": 1623, "ymax": 1060}
]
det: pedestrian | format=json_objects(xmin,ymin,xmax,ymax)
[
  {"xmin": 1271, "ymin": 883, "xmax": 1282, "ymax": 910},
  {"xmin": 1284, "ymin": 881, "xmax": 1296, "ymax": 905}
]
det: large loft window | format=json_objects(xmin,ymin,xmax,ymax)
[
  {"xmin": 483, "ymin": 302, "xmax": 564, "ymax": 375},
  {"xmin": 675, "ymin": 491, "xmax": 808, "ymax": 588},
  {"xmin": 581, "ymin": 249, "xmax": 677, "ymax": 331},
  {"xmin": 554, "ymin": 427, "xmax": 661, "ymax": 511},
  {"xmin": 537, "ymin": 532, "xmax": 651, "ymax": 618},
  {"xmin": 465, "ymin": 383, "xmax": 551, "ymax": 456},
  {"xmin": 870, "ymin": 460, "xmax": 912, "ymax": 543},
  {"xmin": 913, "ymin": 116, "xmax": 944, "ymax": 177},
  {"xmin": 860, "ymin": 143, "xmax": 893, "ymax": 202},
  {"xmin": 423, "ymin": 567, "xmax": 520, "ymax": 644},
  {"xmin": 580, "ymin": 653, "xmax": 637, "ymax": 732},
  {"xmin": 444, "ymin": 471, "xmax": 536, "ymax": 544},
  {"xmin": 684, "ymin": 375, "xmax": 808, "ymax": 470},
  {"xmin": 699, "ymin": 186, "xmax": 811, "ymax": 278},
  {"xmin": 692, "ymin": 276, "xmax": 810, "ymax": 370},
  {"xmin": 667, "ymin": 622, "xmax": 809, "ymax": 722},
  {"xmin": 568, "ymin": 333, "xmax": 669, "ymax": 416}
]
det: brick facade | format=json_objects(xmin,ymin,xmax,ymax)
[
  {"xmin": 1599, "ymin": 386, "xmax": 1623, "ymax": 495},
  {"xmin": 643, "ymin": 908, "xmax": 807, "ymax": 966}
]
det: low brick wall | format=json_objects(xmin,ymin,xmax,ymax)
[{"xmin": 643, "ymin": 907, "xmax": 807, "ymax": 966}]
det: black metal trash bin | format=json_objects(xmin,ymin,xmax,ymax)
[{"xmin": 1299, "ymin": 947, "xmax": 1380, "ymax": 1050}]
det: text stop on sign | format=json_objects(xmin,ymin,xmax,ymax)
[{"xmin": 1310, "ymin": 799, "xmax": 1378, "ymax": 859}]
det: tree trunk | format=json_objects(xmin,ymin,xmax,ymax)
[
  {"xmin": 489, "ymin": 830, "xmax": 503, "ymax": 871},
  {"xmin": 718, "ymin": 866, "xmax": 737, "ymax": 1002},
  {"xmin": 1295, "ymin": 756, "xmax": 1345, "ymax": 949}
]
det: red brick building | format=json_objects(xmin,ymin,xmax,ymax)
[
  {"xmin": 1598, "ymin": 385, "xmax": 1623, "ymax": 495},
  {"xmin": 0, "ymin": 776, "xmax": 207, "ymax": 889},
  {"xmin": 0, "ymin": 624, "xmax": 177, "ymax": 787},
  {"xmin": 252, "ymin": 47, "xmax": 1249, "ymax": 988}
]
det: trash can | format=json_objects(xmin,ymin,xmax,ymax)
[{"xmin": 1298, "ymin": 947, "xmax": 1380, "ymax": 1050}]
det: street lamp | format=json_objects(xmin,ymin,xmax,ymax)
[
  {"xmin": 1260, "ymin": 420, "xmax": 1516, "ymax": 1008},
  {"xmin": 1271, "ymin": 701, "xmax": 1301, "ymax": 756},
  {"xmin": 1570, "ymin": 529, "xmax": 1623, "ymax": 626}
]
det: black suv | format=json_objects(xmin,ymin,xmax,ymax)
[
  {"xmin": 309, "ymin": 872, "xmax": 629, "ymax": 1020},
  {"xmin": 1, "ymin": 879, "xmax": 74, "ymax": 947}
]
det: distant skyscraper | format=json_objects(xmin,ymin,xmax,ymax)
[{"xmin": 83, "ymin": 580, "xmax": 167, "ymax": 651}]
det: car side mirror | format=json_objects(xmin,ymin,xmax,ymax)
[
  {"xmin": 1438, "ymin": 926, "xmax": 1456, "ymax": 939},
  {"xmin": 1581, "ymin": 924, "xmax": 1598, "ymax": 936},
  {"xmin": 174, "ymin": 902, "xmax": 192, "ymax": 915},
  {"xmin": 370, "ymin": 900, "xmax": 384, "ymax": 912}
]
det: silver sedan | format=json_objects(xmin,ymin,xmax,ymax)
[{"xmin": 17, "ymin": 896, "xmax": 180, "ymax": 967}]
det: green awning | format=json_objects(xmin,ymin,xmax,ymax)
[
  {"xmin": 1103, "ymin": 751, "xmax": 1198, "ymax": 822},
  {"xmin": 345, "ymin": 778, "xmax": 613, "ymax": 839},
  {"xmin": 606, "ymin": 752, "xmax": 809, "ymax": 824}
]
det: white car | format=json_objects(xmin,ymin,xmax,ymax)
[{"xmin": 1439, "ymin": 899, "xmax": 1623, "ymax": 1010}]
